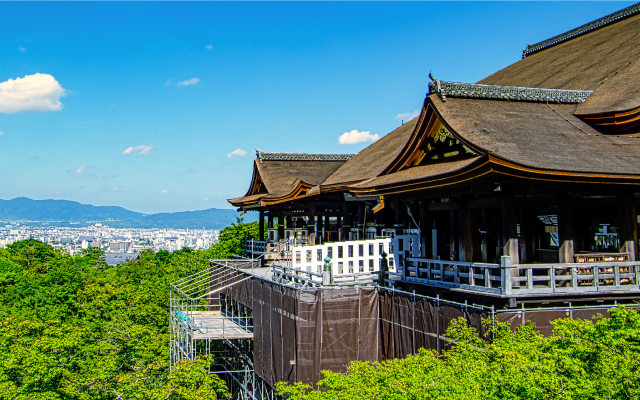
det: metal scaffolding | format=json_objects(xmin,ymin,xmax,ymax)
[{"xmin": 170, "ymin": 244, "xmax": 289, "ymax": 400}]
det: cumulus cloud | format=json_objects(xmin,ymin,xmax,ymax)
[
  {"xmin": 205, "ymin": 44, "xmax": 213, "ymax": 50},
  {"xmin": 176, "ymin": 77, "xmax": 200, "ymax": 86},
  {"xmin": 0, "ymin": 73, "xmax": 67, "ymax": 114},
  {"xmin": 69, "ymin": 165, "xmax": 95, "ymax": 176},
  {"xmin": 338, "ymin": 130, "xmax": 379, "ymax": 145},
  {"xmin": 122, "ymin": 144, "xmax": 156, "ymax": 156},
  {"xmin": 161, "ymin": 189, "xmax": 170, "ymax": 194},
  {"xmin": 18, "ymin": 47, "xmax": 26, "ymax": 53},
  {"xmin": 395, "ymin": 110, "xmax": 420, "ymax": 121},
  {"xmin": 227, "ymin": 148, "xmax": 247, "ymax": 158},
  {"xmin": 0, "ymin": 132, "xmax": 4, "ymax": 136}
]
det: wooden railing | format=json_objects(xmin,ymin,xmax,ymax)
[
  {"xmin": 404, "ymin": 256, "xmax": 640, "ymax": 296},
  {"xmin": 405, "ymin": 258, "xmax": 503, "ymax": 294},
  {"xmin": 244, "ymin": 238, "xmax": 267, "ymax": 254}
]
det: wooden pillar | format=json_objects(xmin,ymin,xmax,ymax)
[
  {"xmin": 308, "ymin": 207, "xmax": 316, "ymax": 245},
  {"xmin": 343, "ymin": 203, "xmax": 351, "ymax": 241},
  {"xmin": 277, "ymin": 212, "xmax": 285, "ymax": 241},
  {"xmin": 449, "ymin": 209, "xmax": 457, "ymax": 261},
  {"xmin": 501, "ymin": 198, "xmax": 519, "ymax": 265},
  {"xmin": 558, "ymin": 197, "xmax": 574, "ymax": 263},
  {"xmin": 458, "ymin": 200, "xmax": 473, "ymax": 262},
  {"xmin": 419, "ymin": 201, "xmax": 431, "ymax": 258},
  {"xmin": 618, "ymin": 196, "xmax": 637, "ymax": 261},
  {"xmin": 357, "ymin": 202, "xmax": 365, "ymax": 240},
  {"xmin": 259, "ymin": 211, "xmax": 265, "ymax": 241},
  {"xmin": 395, "ymin": 200, "xmax": 405, "ymax": 229},
  {"xmin": 480, "ymin": 209, "xmax": 488, "ymax": 262}
]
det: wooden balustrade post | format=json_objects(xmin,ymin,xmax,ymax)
[
  {"xmin": 470, "ymin": 265, "xmax": 475, "ymax": 286},
  {"xmin": 501, "ymin": 256, "xmax": 512, "ymax": 295},
  {"xmin": 570, "ymin": 267, "xmax": 578, "ymax": 289},
  {"xmin": 485, "ymin": 267, "xmax": 491, "ymax": 288},
  {"xmin": 527, "ymin": 268, "xmax": 534, "ymax": 290}
]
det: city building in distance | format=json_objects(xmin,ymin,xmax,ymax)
[{"xmin": 0, "ymin": 224, "xmax": 218, "ymax": 264}]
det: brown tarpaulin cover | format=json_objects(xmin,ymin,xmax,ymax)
[
  {"xmin": 224, "ymin": 280, "xmax": 489, "ymax": 387},
  {"xmin": 224, "ymin": 278, "xmax": 633, "ymax": 389}
]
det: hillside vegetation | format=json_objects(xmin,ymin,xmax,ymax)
[{"xmin": 0, "ymin": 219, "xmax": 259, "ymax": 400}]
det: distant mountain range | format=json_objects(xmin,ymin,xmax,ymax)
[{"xmin": 0, "ymin": 197, "xmax": 256, "ymax": 229}]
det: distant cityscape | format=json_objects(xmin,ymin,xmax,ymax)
[{"xmin": 0, "ymin": 224, "xmax": 219, "ymax": 265}]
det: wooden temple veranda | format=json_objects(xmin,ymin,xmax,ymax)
[{"xmin": 171, "ymin": 4, "xmax": 640, "ymax": 399}]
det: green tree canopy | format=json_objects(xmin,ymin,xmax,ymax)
[
  {"xmin": 0, "ymin": 239, "xmax": 229, "ymax": 399},
  {"xmin": 277, "ymin": 306, "xmax": 640, "ymax": 400},
  {"xmin": 204, "ymin": 217, "xmax": 259, "ymax": 259}
]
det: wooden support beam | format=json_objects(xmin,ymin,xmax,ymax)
[
  {"xmin": 458, "ymin": 200, "xmax": 473, "ymax": 262},
  {"xmin": 259, "ymin": 211, "xmax": 264, "ymax": 241},
  {"xmin": 419, "ymin": 201, "xmax": 431, "ymax": 258},
  {"xmin": 619, "ymin": 196, "xmax": 637, "ymax": 261},
  {"xmin": 558, "ymin": 197, "xmax": 574, "ymax": 264},
  {"xmin": 449, "ymin": 209, "xmax": 457, "ymax": 261},
  {"xmin": 501, "ymin": 198, "xmax": 519, "ymax": 265}
]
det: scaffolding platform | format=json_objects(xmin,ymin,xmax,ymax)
[{"xmin": 190, "ymin": 311, "xmax": 253, "ymax": 340}]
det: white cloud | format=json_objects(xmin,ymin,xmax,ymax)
[
  {"xmin": 227, "ymin": 148, "xmax": 247, "ymax": 158},
  {"xmin": 395, "ymin": 110, "xmax": 420, "ymax": 121},
  {"xmin": 0, "ymin": 132, "xmax": 4, "ymax": 136},
  {"xmin": 338, "ymin": 129, "xmax": 379, "ymax": 145},
  {"xmin": 205, "ymin": 44, "xmax": 213, "ymax": 50},
  {"xmin": 18, "ymin": 47, "xmax": 26, "ymax": 53},
  {"xmin": 176, "ymin": 77, "xmax": 200, "ymax": 86},
  {"xmin": 0, "ymin": 73, "xmax": 67, "ymax": 114},
  {"xmin": 122, "ymin": 144, "xmax": 156, "ymax": 156},
  {"xmin": 69, "ymin": 165, "xmax": 94, "ymax": 176},
  {"xmin": 161, "ymin": 189, "xmax": 169, "ymax": 194}
]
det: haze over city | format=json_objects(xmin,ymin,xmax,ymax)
[{"xmin": 0, "ymin": 1, "xmax": 633, "ymax": 214}]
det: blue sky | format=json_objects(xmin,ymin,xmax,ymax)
[{"xmin": 0, "ymin": 1, "xmax": 633, "ymax": 214}]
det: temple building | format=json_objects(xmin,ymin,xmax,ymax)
[
  {"xmin": 168, "ymin": 5, "xmax": 640, "ymax": 399},
  {"xmin": 229, "ymin": 3, "xmax": 640, "ymax": 308}
]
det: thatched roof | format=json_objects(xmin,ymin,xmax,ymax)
[
  {"xmin": 228, "ymin": 153, "xmax": 351, "ymax": 207},
  {"xmin": 430, "ymin": 94, "xmax": 640, "ymax": 175},
  {"xmin": 480, "ymin": 10, "xmax": 640, "ymax": 116}
]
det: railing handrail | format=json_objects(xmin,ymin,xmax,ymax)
[{"xmin": 512, "ymin": 261, "xmax": 640, "ymax": 269}]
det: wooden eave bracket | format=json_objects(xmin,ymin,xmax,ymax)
[{"xmin": 372, "ymin": 196, "xmax": 385, "ymax": 213}]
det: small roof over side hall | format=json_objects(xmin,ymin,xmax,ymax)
[{"xmin": 228, "ymin": 152, "xmax": 353, "ymax": 207}]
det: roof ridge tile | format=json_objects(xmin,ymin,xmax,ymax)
[
  {"xmin": 523, "ymin": 2, "xmax": 640, "ymax": 58},
  {"xmin": 256, "ymin": 151, "xmax": 355, "ymax": 162},
  {"xmin": 428, "ymin": 80, "xmax": 592, "ymax": 104}
]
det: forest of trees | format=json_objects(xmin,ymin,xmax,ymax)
[
  {"xmin": 0, "ymin": 218, "xmax": 258, "ymax": 400},
  {"xmin": 1, "ymin": 217, "xmax": 639, "ymax": 400}
]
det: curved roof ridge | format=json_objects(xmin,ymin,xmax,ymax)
[
  {"xmin": 256, "ymin": 151, "xmax": 355, "ymax": 162},
  {"xmin": 522, "ymin": 2, "xmax": 640, "ymax": 58},
  {"xmin": 428, "ymin": 79, "xmax": 592, "ymax": 104}
]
